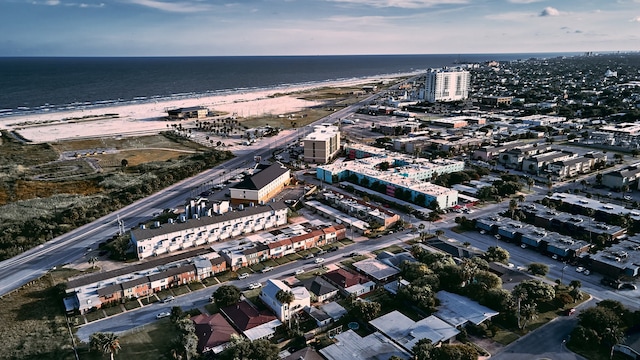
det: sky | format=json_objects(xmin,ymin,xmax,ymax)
[{"xmin": 1, "ymin": 0, "xmax": 639, "ymax": 56}]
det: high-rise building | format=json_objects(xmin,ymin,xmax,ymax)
[
  {"xmin": 424, "ymin": 68, "xmax": 470, "ymax": 103},
  {"xmin": 303, "ymin": 124, "xmax": 341, "ymax": 164}
]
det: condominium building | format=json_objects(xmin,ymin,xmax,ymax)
[
  {"xmin": 424, "ymin": 68, "xmax": 471, "ymax": 103},
  {"xmin": 303, "ymin": 124, "xmax": 341, "ymax": 164},
  {"xmin": 130, "ymin": 202, "xmax": 289, "ymax": 259}
]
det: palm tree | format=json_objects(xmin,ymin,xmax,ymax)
[
  {"xmin": 275, "ymin": 289, "xmax": 295, "ymax": 325},
  {"xmin": 434, "ymin": 229, "xmax": 445, "ymax": 239},
  {"xmin": 88, "ymin": 256, "xmax": 98, "ymax": 270},
  {"xmin": 90, "ymin": 332, "xmax": 121, "ymax": 360},
  {"xmin": 527, "ymin": 178, "xmax": 536, "ymax": 191},
  {"xmin": 509, "ymin": 199, "xmax": 518, "ymax": 218}
]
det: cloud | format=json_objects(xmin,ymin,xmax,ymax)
[
  {"xmin": 124, "ymin": 0, "xmax": 212, "ymax": 13},
  {"xmin": 632, "ymin": 16, "xmax": 640, "ymax": 22},
  {"xmin": 507, "ymin": 0, "xmax": 545, "ymax": 3},
  {"xmin": 326, "ymin": 0, "xmax": 469, "ymax": 9},
  {"xmin": 45, "ymin": 0, "xmax": 60, "ymax": 5},
  {"xmin": 485, "ymin": 11, "xmax": 533, "ymax": 21},
  {"xmin": 539, "ymin": 6, "xmax": 560, "ymax": 16}
]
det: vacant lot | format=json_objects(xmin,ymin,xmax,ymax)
[{"xmin": 0, "ymin": 268, "xmax": 83, "ymax": 360}]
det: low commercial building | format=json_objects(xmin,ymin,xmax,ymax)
[
  {"xmin": 167, "ymin": 106, "xmax": 208, "ymax": 119},
  {"xmin": 131, "ymin": 202, "xmax": 289, "ymax": 259},
  {"xmin": 586, "ymin": 236, "xmax": 640, "ymax": 279},
  {"xmin": 229, "ymin": 163, "xmax": 291, "ymax": 205}
]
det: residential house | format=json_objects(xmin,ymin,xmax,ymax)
[
  {"xmin": 323, "ymin": 268, "xmax": 376, "ymax": 297},
  {"xmin": 259, "ymin": 279, "xmax": 310, "ymax": 323},
  {"xmin": 302, "ymin": 276, "xmax": 339, "ymax": 302},
  {"xmin": 220, "ymin": 300, "xmax": 282, "ymax": 341},
  {"xmin": 191, "ymin": 313, "xmax": 237, "ymax": 354}
]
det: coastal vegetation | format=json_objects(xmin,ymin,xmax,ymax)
[{"xmin": 0, "ymin": 130, "xmax": 232, "ymax": 261}]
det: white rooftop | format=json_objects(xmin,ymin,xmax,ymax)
[{"xmin": 369, "ymin": 311, "xmax": 459, "ymax": 351}]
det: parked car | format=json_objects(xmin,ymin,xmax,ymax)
[
  {"xmin": 248, "ymin": 282, "xmax": 262, "ymax": 290},
  {"xmin": 238, "ymin": 273, "xmax": 249, "ymax": 280},
  {"xmin": 565, "ymin": 308, "xmax": 576, "ymax": 316},
  {"xmin": 294, "ymin": 269, "xmax": 305, "ymax": 275},
  {"xmin": 621, "ymin": 283, "xmax": 637, "ymax": 290},
  {"xmin": 328, "ymin": 246, "xmax": 339, "ymax": 252},
  {"xmin": 583, "ymin": 269, "xmax": 591, "ymax": 276},
  {"xmin": 261, "ymin": 266, "xmax": 273, "ymax": 273},
  {"xmin": 161, "ymin": 296, "xmax": 175, "ymax": 303},
  {"xmin": 156, "ymin": 312, "xmax": 171, "ymax": 319},
  {"xmin": 314, "ymin": 257, "xmax": 325, "ymax": 264},
  {"xmin": 575, "ymin": 266, "xmax": 585, "ymax": 273},
  {"xmin": 304, "ymin": 254, "xmax": 314, "ymax": 260},
  {"xmin": 316, "ymin": 249, "xmax": 326, "ymax": 255}
]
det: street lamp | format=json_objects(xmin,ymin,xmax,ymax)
[{"xmin": 561, "ymin": 263, "xmax": 568, "ymax": 283}]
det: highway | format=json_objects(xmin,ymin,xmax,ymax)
[{"xmin": 0, "ymin": 83, "xmax": 394, "ymax": 297}]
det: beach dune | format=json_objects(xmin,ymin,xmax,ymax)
[{"xmin": 0, "ymin": 75, "xmax": 401, "ymax": 144}]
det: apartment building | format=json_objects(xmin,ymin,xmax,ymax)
[
  {"xmin": 424, "ymin": 68, "xmax": 471, "ymax": 103},
  {"xmin": 229, "ymin": 163, "xmax": 291, "ymax": 205},
  {"xmin": 130, "ymin": 202, "xmax": 289, "ymax": 259},
  {"xmin": 303, "ymin": 124, "xmax": 341, "ymax": 164}
]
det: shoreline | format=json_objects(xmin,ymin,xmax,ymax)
[{"xmin": 0, "ymin": 72, "xmax": 418, "ymax": 144}]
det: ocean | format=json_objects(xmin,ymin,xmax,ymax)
[{"xmin": 0, "ymin": 53, "xmax": 578, "ymax": 118}]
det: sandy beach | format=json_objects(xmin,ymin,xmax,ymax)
[{"xmin": 0, "ymin": 74, "xmax": 406, "ymax": 144}]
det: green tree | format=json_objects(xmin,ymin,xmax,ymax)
[
  {"xmin": 350, "ymin": 300, "xmax": 381, "ymax": 322},
  {"xmin": 170, "ymin": 306, "xmax": 185, "ymax": 323},
  {"xmin": 90, "ymin": 332, "xmax": 121, "ymax": 360},
  {"xmin": 483, "ymin": 246, "xmax": 510, "ymax": 264},
  {"xmin": 431, "ymin": 343, "xmax": 479, "ymax": 360},
  {"xmin": 412, "ymin": 338, "xmax": 434, "ymax": 360},
  {"xmin": 276, "ymin": 289, "xmax": 296, "ymax": 325},
  {"xmin": 212, "ymin": 285, "xmax": 241, "ymax": 308},
  {"xmin": 528, "ymin": 262, "xmax": 550, "ymax": 276}
]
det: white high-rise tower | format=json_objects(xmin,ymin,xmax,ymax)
[{"xmin": 424, "ymin": 68, "xmax": 470, "ymax": 103}]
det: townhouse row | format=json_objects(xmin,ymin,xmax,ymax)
[
  {"xmin": 65, "ymin": 224, "xmax": 346, "ymax": 314},
  {"xmin": 131, "ymin": 202, "xmax": 289, "ymax": 260}
]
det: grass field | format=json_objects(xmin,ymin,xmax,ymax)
[
  {"xmin": 49, "ymin": 133, "xmax": 207, "ymax": 152},
  {"xmin": 77, "ymin": 321, "xmax": 181, "ymax": 360},
  {"xmin": 0, "ymin": 268, "xmax": 85, "ymax": 360}
]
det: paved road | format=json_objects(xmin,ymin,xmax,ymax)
[
  {"xmin": 491, "ymin": 300, "xmax": 594, "ymax": 360},
  {"xmin": 74, "ymin": 231, "xmax": 418, "ymax": 342},
  {"xmin": 0, "ymin": 81, "xmax": 407, "ymax": 297}
]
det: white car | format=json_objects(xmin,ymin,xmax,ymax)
[
  {"xmin": 238, "ymin": 273, "xmax": 249, "ymax": 279},
  {"xmin": 624, "ymin": 195, "xmax": 632, "ymax": 201},
  {"xmin": 575, "ymin": 266, "xmax": 585, "ymax": 273},
  {"xmin": 314, "ymin": 257, "xmax": 325, "ymax": 264},
  {"xmin": 261, "ymin": 266, "xmax": 274, "ymax": 273},
  {"xmin": 156, "ymin": 312, "xmax": 171, "ymax": 319},
  {"xmin": 294, "ymin": 269, "xmax": 305, "ymax": 275},
  {"xmin": 248, "ymin": 282, "xmax": 262, "ymax": 290}
]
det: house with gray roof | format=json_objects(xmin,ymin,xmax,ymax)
[
  {"xmin": 302, "ymin": 276, "xmax": 339, "ymax": 302},
  {"xmin": 369, "ymin": 311, "xmax": 460, "ymax": 352},
  {"xmin": 229, "ymin": 163, "xmax": 291, "ymax": 205}
]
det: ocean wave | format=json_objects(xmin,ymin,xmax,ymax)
[{"xmin": 0, "ymin": 69, "xmax": 424, "ymax": 119}]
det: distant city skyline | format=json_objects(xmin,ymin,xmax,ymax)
[{"xmin": 1, "ymin": 0, "xmax": 639, "ymax": 56}]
